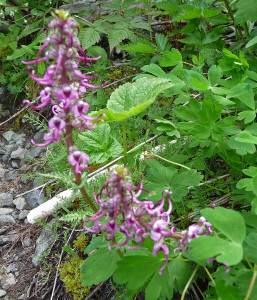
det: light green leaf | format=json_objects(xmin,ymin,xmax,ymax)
[
  {"xmin": 141, "ymin": 64, "xmax": 167, "ymax": 78},
  {"xmin": 237, "ymin": 89, "xmax": 255, "ymax": 110},
  {"xmin": 235, "ymin": 0, "xmax": 257, "ymax": 24},
  {"xmin": 120, "ymin": 42, "xmax": 156, "ymax": 53},
  {"xmin": 79, "ymin": 27, "xmax": 101, "ymax": 49},
  {"xmin": 189, "ymin": 207, "xmax": 246, "ymax": 266},
  {"xmin": 159, "ymin": 49, "xmax": 182, "ymax": 67},
  {"xmin": 201, "ymin": 207, "xmax": 246, "ymax": 244},
  {"xmin": 113, "ymin": 255, "xmax": 163, "ymax": 291},
  {"xmin": 77, "ymin": 123, "xmax": 123, "ymax": 164},
  {"xmin": 208, "ymin": 65, "xmax": 222, "ymax": 86},
  {"xmin": 108, "ymin": 28, "xmax": 132, "ymax": 51},
  {"xmin": 228, "ymin": 134, "xmax": 256, "ymax": 155},
  {"xmin": 243, "ymin": 233, "xmax": 257, "ymax": 264},
  {"xmin": 184, "ymin": 70, "xmax": 210, "ymax": 91},
  {"xmin": 235, "ymin": 131, "xmax": 257, "ymax": 145},
  {"xmin": 246, "ymin": 36, "xmax": 257, "ymax": 48},
  {"xmin": 81, "ymin": 248, "xmax": 120, "ymax": 286},
  {"xmin": 237, "ymin": 111, "xmax": 256, "ymax": 124},
  {"xmin": 103, "ymin": 78, "xmax": 174, "ymax": 121}
]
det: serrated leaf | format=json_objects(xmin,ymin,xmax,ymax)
[
  {"xmin": 120, "ymin": 42, "xmax": 156, "ymax": 53},
  {"xmin": 79, "ymin": 27, "xmax": 101, "ymax": 49},
  {"xmin": 215, "ymin": 281, "xmax": 244, "ymax": 300},
  {"xmin": 113, "ymin": 255, "xmax": 163, "ymax": 291},
  {"xmin": 159, "ymin": 49, "xmax": 182, "ymax": 67},
  {"xmin": 81, "ymin": 248, "xmax": 120, "ymax": 286},
  {"xmin": 103, "ymin": 78, "xmax": 174, "ymax": 121},
  {"xmin": 77, "ymin": 123, "xmax": 123, "ymax": 164},
  {"xmin": 155, "ymin": 33, "xmax": 170, "ymax": 52},
  {"xmin": 108, "ymin": 28, "xmax": 131, "ymax": 51}
]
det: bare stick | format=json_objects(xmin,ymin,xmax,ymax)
[
  {"xmin": 14, "ymin": 180, "xmax": 56, "ymax": 198},
  {"xmin": 0, "ymin": 97, "xmax": 40, "ymax": 128},
  {"xmin": 49, "ymin": 225, "xmax": 77, "ymax": 300}
]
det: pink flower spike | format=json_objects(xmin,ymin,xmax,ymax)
[
  {"xmin": 36, "ymin": 42, "xmax": 49, "ymax": 59},
  {"xmin": 53, "ymin": 48, "xmax": 63, "ymax": 76},
  {"xmin": 86, "ymin": 56, "xmax": 101, "ymax": 61},
  {"xmin": 23, "ymin": 99, "xmax": 49, "ymax": 110},
  {"xmin": 22, "ymin": 57, "xmax": 47, "ymax": 65},
  {"xmin": 81, "ymin": 79, "xmax": 106, "ymax": 89},
  {"xmin": 31, "ymin": 138, "xmax": 53, "ymax": 148}
]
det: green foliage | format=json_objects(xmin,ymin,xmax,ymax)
[{"xmin": 81, "ymin": 248, "xmax": 120, "ymax": 286}]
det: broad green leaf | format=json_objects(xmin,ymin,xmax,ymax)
[
  {"xmin": 81, "ymin": 248, "xmax": 120, "ymax": 286},
  {"xmin": 243, "ymin": 233, "xmax": 257, "ymax": 264},
  {"xmin": 189, "ymin": 235, "xmax": 243, "ymax": 265},
  {"xmin": 159, "ymin": 49, "xmax": 182, "ymax": 67},
  {"xmin": 235, "ymin": 0, "xmax": 257, "ymax": 24},
  {"xmin": 228, "ymin": 135, "xmax": 256, "ymax": 155},
  {"xmin": 215, "ymin": 281, "xmax": 244, "ymax": 300},
  {"xmin": 189, "ymin": 207, "xmax": 246, "ymax": 265},
  {"xmin": 77, "ymin": 123, "xmax": 123, "ymax": 164},
  {"xmin": 237, "ymin": 89, "xmax": 255, "ymax": 110},
  {"xmin": 237, "ymin": 111, "xmax": 256, "ymax": 124},
  {"xmin": 145, "ymin": 259, "xmax": 191, "ymax": 300},
  {"xmin": 84, "ymin": 237, "xmax": 107, "ymax": 254},
  {"xmin": 208, "ymin": 65, "xmax": 222, "ymax": 86},
  {"xmin": 246, "ymin": 36, "xmax": 257, "ymax": 48},
  {"xmin": 201, "ymin": 207, "xmax": 246, "ymax": 244},
  {"xmin": 155, "ymin": 117, "xmax": 180, "ymax": 138},
  {"xmin": 120, "ymin": 42, "xmax": 156, "ymax": 53},
  {"xmin": 103, "ymin": 78, "xmax": 173, "ymax": 121},
  {"xmin": 236, "ymin": 131, "xmax": 257, "ymax": 145},
  {"xmin": 141, "ymin": 64, "xmax": 167, "ymax": 78},
  {"xmin": 211, "ymin": 95, "xmax": 235, "ymax": 106},
  {"xmin": 235, "ymin": 271, "xmax": 257, "ymax": 300},
  {"xmin": 172, "ymin": 169, "xmax": 203, "ymax": 187},
  {"xmin": 79, "ymin": 27, "xmax": 101, "ymax": 49},
  {"xmin": 113, "ymin": 255, "xmax": 163, "ymax": 291},
  {"xmin": 184, "ymin": 70, "xmax": 210, "ymax": 91}
]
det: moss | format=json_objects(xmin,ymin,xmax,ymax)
[
  {"xmin": 9, "ymin": 110, "xmax": 27, "ymax": 131},
  {"xmin": 59, "ymin": 256, "xmax": 90, "ymax": 300},
  {"xmin": 73, "ymin": 233, "xmax": 89, "ymax": 255}
]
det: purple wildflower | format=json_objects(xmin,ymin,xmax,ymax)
[
  {"xmin": 22, "ymin": 10, "xmax": 106, "ymax": 175},
  {"xmin": 82, "ymin": 168, "xmax": 180, "ymax": 275}
]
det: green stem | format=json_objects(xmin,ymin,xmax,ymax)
[
  {"xmin": 204, "ymin": 267, "xmax": 216, "ymax": 286},
  {"xmin": 244, "ymin": 252, "xmax": 255, "ymax": 272},
  {"xmin": 181, "ymin": 265, "xmax": 199, "ymax": 300},
  {"xmin": 203, "ymin": 182, "xmax": 230, "ymax": 194},
  {"xmin": 152, "ymin": 153, "xmax": 191, "ymax": 170},
  {"xmin": 122, "ymin": 120, "xmax": 128, "ymax": 166},
  {"xmin": 223, "ymin": 0, "xmax": 247, "ymax": 45},
  {"xmin": 244, "ymin": 265, "xmax": 257, "ymax": 300}
]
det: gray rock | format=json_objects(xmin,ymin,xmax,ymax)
[
  {"xmin": 0, "ymin": 193, "xmax": 13, "ymax": 207},
  {"xmin": 3, "ymin": 131, "xmax": 16, "ymax": 142},
  {"xmin": 0, "ymin": 168, "xmax": 6, "ymax": 179},
  {"xmin": 11, "ymin": 161, "xmax": 19, "ymax": 168},
  {"xmin": 12, "ymin": 132, "xmax": 25, "ymax": 143},
  {"xmin": 26, "ymin": 190, "xmax": 44, "ymax": 208},
  {"xmin": 2, "ymin": 153, "xmax": 8, "ymax": 163},
  {"xmin": 29, "ymin": 147, "xmax": 43, "ymax": 158},
  {"xmin": 0, "ymin": 289, "xmax": 7, "ymax": 298},
  {"xmin": 0, "ymin": 215, "xmax": 15, "ymax": 224},
  {"xmin": 5, "ymin": 171, "xmax": 17, "ymax": 181},
  {"xmin": 33, "ymin": 131, "xmax": 46, "ymax": 143},
  {"xmin": 11, "ymin": 147, "xmax": 26, "ymax": 159},
  {"xmin": 18, "ymin": 210, "xmax": 29, "ymax": 220},
  {"xmin": 0, "ymin": 227, "xmax": 8, "ymax": 235},
  {"xmin": 23, "ymin": 236, "xmax": 31, "ymax": 247},
  {"xmin": 0, "ymin": 208, "xmax": 14, "ymax": 215},
  {"xmin": 6, "ymin": 263, "xmax": 18, "ymax": 273},
  {"xmin": 32, "ymin": 221, "xmax": 55, "ymax": 267},
  {"xmin": 0, "ymin": 272, "xmax": 16, "ymax": 289},
  {"xmin": 13, "ymin": 197, "xmax": 26, "ymax": 210}
]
